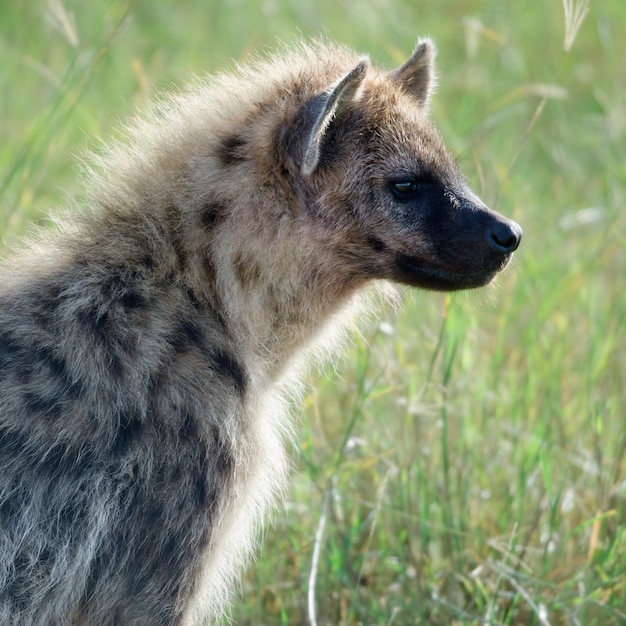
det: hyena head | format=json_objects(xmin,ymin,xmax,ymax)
[{"xmin": 281, "ymin": 39, "xmax": 522, "ymax": 292}]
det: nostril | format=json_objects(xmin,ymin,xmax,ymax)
[{"xmin": 488, "ymin": 220, "xmax": 522, "ymax": 254}]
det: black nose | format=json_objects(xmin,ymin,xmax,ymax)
[{"xmin": 487, "ymin": 219, "xmax": 522, "ymax": 254}]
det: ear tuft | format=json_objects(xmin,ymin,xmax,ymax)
[
  {"xmin": 302, "ymin": 58, "xmax": 370, "ymax": 177},
  {"xmin": 390, "ymin": 38, "xmax": 436, "ymax": 108}
]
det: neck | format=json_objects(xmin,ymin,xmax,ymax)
[{"xmin": 185, "ymin": 211, "xmax": 375, "ymax": 383}]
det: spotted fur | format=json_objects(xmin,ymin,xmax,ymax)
[{"xmin": 0, "ymin": 39, "xmax": 521, "ymax": 624}]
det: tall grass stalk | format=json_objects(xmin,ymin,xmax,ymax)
[{"xmin": 562, "ymin": 0, "xmax": 590, "ymax": 51}]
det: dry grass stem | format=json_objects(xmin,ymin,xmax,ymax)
[
  {"xmin": 307, "ymin": 485, "xmax": 332, "ymax": 626},
  {"xmin": 562, "ymin": 0, "xmax": 590, "ymax": 51}
]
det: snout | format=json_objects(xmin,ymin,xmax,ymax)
[
  {"xmin": 487, "ymin": 218, "xmax": 522, "ymax": 254},
  {"xmin": 382, "ymin": 180, "xmax": 522, "ymax": 292},
  {"xmin": 391, "ymin": 207, "xmax": 522, "ymax": 292}
]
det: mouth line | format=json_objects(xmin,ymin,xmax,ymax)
[{"xmin": 395, "ymin": 252, "xmax": 506, "ymax": 290}]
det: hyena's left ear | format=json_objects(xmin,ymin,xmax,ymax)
[
  {"xmin": 302, "ymin": 58, "xmax": 369, "ymax": 177},
  {"xmin": 390, "ymin": 38, "xmax": 436, "ymax": 108}
]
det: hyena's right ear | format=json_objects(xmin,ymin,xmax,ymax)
[
  {"xmin": 301, "ymin": 58, "xmax": 369, "ymax": 177},
  {"xmin": 390, "ymin": 38, "xmax": 436, "ymax": 109}
]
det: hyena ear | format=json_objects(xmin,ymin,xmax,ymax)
[
  {"xmin": 301, "ymin": 58, "xmax": 370, "ymax": 177},
  {"xmin": 390, "ymin": 38, "xmax": 436, "ymax": 108}
]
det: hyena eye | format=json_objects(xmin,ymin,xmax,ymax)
[{"xmin": 390, "ymin": 179, "xmax": 428, "ymax": 199}]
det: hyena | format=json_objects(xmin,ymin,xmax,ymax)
[{"xmin": 0, "ymin": 39, "xmax": 521, "ymax": 624}]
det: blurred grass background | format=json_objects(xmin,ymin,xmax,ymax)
[{"xmin": 1, "ymin": 0, "xmax": 625, "ymax": 624}]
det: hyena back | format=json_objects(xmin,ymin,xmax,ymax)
[{"xmin": 0, "ymin": 39, "xmax": 521, "ymax": 624}]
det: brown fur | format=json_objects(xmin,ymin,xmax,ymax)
[{"xmin": 0, "ymin": 39, "xmax": 520, "ymax": 624}]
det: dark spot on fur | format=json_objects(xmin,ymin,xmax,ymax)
[
  {"xmin": 29, "ymin": 283, "xmax": 64, "ymax": 328},
  {"xmin": 140, "ymin": 255, "xmax": 156, "ymax": 270},
  {"xmin": 184, "ymin": 288, "xmax": 203, "ymax": 310},
  {"xmin": 367, "ymin": 236, "xmax": 387, "ymax": 252},
  {"xmin": 210, "ymin": 348, "xmax": 246, "ymax": 396},
  {"xmin": 179, "ymin": 410, "xmax": 198, "ymax": 440},
  {"xmin": 111, "ymin": 411, "xmax": 144, "ymax": 456},
  {"xmin": 100, "ymin": 273, "xmax": 121, "ymax": 299},
  {"xmin": 200, "ymin": 201, "xmax": 227, "ymax": 230},
  {"xmin": 38, "ymin": 439, "xmax": 93, "ymax": 479},
  {"xmin": 164, "ymin": 207, "xmax": 188, "ymax": 272},
  {"xmin": 75, "ymin": 298, "xmax": 138, "ymax": 377},
  {"xmin": 171, "ymin": 319, "xmax": 204, "ymax": 354},
  {"xmin": 194, "ymin": 455, "xmax": 209, "ymax": 508},
  {"xmin": 35, "ymin": 346, "xmax": 84, "ymax": 399},
  {"xmin": 23, "ymin": 391, "xmax": 62, "ymax": 419},
  {"xmin": 194, "ymin": 426, "xmax": 235, "ymax": 508},
  {"xmin": 78, "ymin": 304, "xmax": 109, "ymax": 339},
  {"xmin": 75, "ymin": 270, "xmax": 145, "ymax": 359},
  {"xmin": 210, "ymin": 426, "xmax": 235, "ymax": 479},
  {"xmin": 93, "ymin": 309, "xmax": 109, "ymax": 336},
  {"xmin": 109, "ymin": 352, "xmax": 124, "ymax": 379},
  {"xmin": 148, "ymin": 367, "xmax": 167, "ymax": 395},
  {"xmin": 57, "ymin": 498, "xmax": 84, "ymax": 530},
  {"xmin": 0, "ymin": 330, "xmax": 21, "ymax": 370},
  {"xmin": 119, "ymin": 290, "xmax": 147, "ymax": 310},
  {"xmin": 0, "ymin": 427, "xmax": 29, "ymax": 458},
  {"xmin": 0, "ymin": 491, "xmax": 21, "ymax": 528},
  {"xmin": 201, "ymin": 254, "xmax": 217, "ymax": 286},
  {"xmin": 216, "ymin": 134, "xmax": 247, "ymax": 167}
]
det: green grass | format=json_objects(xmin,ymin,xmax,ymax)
[{"xmin": 1, "ymin": 1, "xmax": 625, "ymax": 624}]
